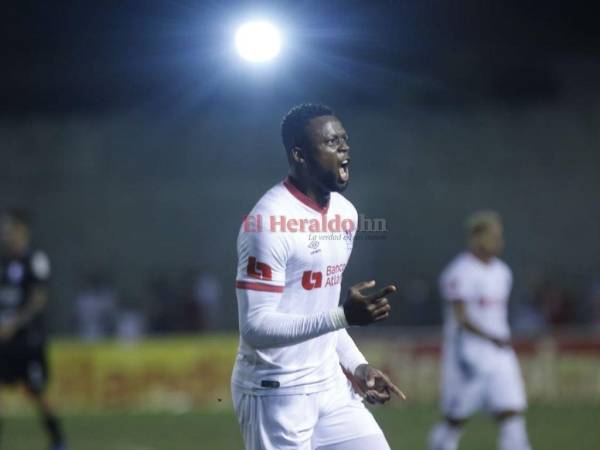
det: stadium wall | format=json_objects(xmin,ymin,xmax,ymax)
[{"xmin": 1, "ymin": 104, "xmax": 600, "ymax": 332}]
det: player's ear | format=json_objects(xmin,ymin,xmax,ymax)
[{"xmin": 291, "ymin": 146, "xmax": 305, "ymax": 165}]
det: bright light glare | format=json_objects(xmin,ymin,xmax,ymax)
[{"xmin": 235, "ymin": 21, "xmax": 282, "ymax": 63}]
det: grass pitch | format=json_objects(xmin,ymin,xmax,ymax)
[{"xmin": 3, "ymin": 403, "xmax": 599, "ymax": 449}]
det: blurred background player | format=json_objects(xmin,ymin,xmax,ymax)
[
  {"xmin": 232, "ymin": 104, "xmax": 404, "ymax": 450},
  {"xmin": 428, "ymin": 210, "xmax": 530, "ymax": 450},
  {"xmin": 0, "ymin": 209, "xmax": 67, "ymax": 450}
]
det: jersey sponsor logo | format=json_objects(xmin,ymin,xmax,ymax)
[
  {"xmin": 302, "ymin": 271, "xmax": 322, "ymax": 290},
  {"xmin": 301, "ymin": 263, "xmax": 346, "ymax": 290},
  {"xmin": 246, "ymin": 256, "xmax": 273, "ymax": 281}
]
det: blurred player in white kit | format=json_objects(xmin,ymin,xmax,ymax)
[
  {"xmin": 232, "ymin": 104, "xmax": 404, "ymax": 450},
  {"xmin": 429, "ymin": 210, "xmax": 531, "ymax": 450}
]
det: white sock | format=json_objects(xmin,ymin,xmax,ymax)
[
  {"xmin": 498, "ymin": 415, "xmax": 531, "ymax": 450},
  {"xmin": 428, "ymin": 422, "xmax": 462, "ymax": 450}
]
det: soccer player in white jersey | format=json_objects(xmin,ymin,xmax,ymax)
[
  {"xmin": 428, "ymin": 211, "xmax": 531, "ymax": 450},
  {"xmin": 232, "ymin": 104, "xmax": 404, "ymax": 450}
]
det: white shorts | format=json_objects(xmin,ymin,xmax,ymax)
[
  {"xmin": 232, "ymin": 375, "xmax": 386, "ymax": 450},
  {"xmin": 441, "ymin": 345, "xmax": 527, "ymax": 419}
]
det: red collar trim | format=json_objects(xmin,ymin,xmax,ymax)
[{"xmin": 283, "ymin": 177, "xmax": 330, "ymax": 214}]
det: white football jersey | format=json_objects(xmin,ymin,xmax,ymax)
[
  {"xmin": 438, "ymin": 253, "xmax": 527, "ymax": 415},
  {"xmin": 232, "ymin": 178, "xmax": 363, "ymax": 395},
  {"xmin": 440, "ymin": 252, "xmax": 513, "ymax": 356}
]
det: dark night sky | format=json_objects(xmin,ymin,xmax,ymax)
[{"xmin": 3, "ymin": 0, "xmax": 600, "ymax": 115}]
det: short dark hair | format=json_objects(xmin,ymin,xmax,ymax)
[
  {"xmin": 3, "ymin": 208, "xmax": 31, "ymax": 227},
  {"xmin": 281, "ymin": 103, "xmax": 334, "ymax": 153}
]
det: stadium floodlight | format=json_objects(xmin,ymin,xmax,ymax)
[{"xmin": 235, "ymin": 20, "xmax": 282, "ymax": 63}]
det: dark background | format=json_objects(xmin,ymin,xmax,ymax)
[{"xmin": 2, "ymin": 0, "xmax": 599, "ymax": 332}]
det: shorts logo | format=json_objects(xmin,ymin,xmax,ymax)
[
  {"xmin": 302, "ymin": 271, "xmax": 323, "ymax": 290},
  {"xmin": 247, "ymin": 256, "xmax": 273, "ymax": 281}
]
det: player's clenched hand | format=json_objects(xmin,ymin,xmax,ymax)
[
  {"xmin": 343, "ymin": 280, "xmax": 396, "ymax": 326},
  {"xmin": 352, "ymin": 364, "xmax": 406, "ymax": 404}
]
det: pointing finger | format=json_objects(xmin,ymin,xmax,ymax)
[
  {"xmin": 366, "ymin": 285, "xmax": 396, "ymax": 302},
  {"xmin": 352, "ymin": 280, "xmax": 376, "ymax": 292},
  {"xmin": 380, "ymin": 373, "xmax": 407, "ymax": 400}
]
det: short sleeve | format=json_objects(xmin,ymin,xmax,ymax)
[
  {"xmin": 439, "ymin": 262, "xmax": 474, "ymax": 303},
  {"xmin": 236, "ymin": 219, "xmax": 289, "ymax": 293},
  {"xmin": 30, "ymin": 251, "xmax": 51, "ymax": 283}
]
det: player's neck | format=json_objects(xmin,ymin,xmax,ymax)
[
  {"xmin": 469, "ymin": 249, "xmax": 494, "ymax": 264},
  {"xmin": 287, "ymin": 174, "xmax": 330, "ymax": 209}
]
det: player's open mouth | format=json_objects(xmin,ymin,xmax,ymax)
[{"xmin": 339, "ymin": 159, "xmax": 350, "ymax": 182}]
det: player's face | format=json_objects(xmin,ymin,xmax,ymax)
[
  {"xmin": 479, "ymin": 221, "xmax": 504, "ymax": 257},
  {"xmin": 303, "ymin": 116, "xmax": 350, "ymax": 193},
  {"xmin": 0, "ymin": 218, "xmax": 27, "ymax": 254}
]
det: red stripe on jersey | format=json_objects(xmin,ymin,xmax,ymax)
[
  {"xmin": 283, "ymin": 177, "xmax": 329, "ymax": 214},
  {"xmin": 236, "ymin": 281, "xmax": 284, "ymax": 293}
]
